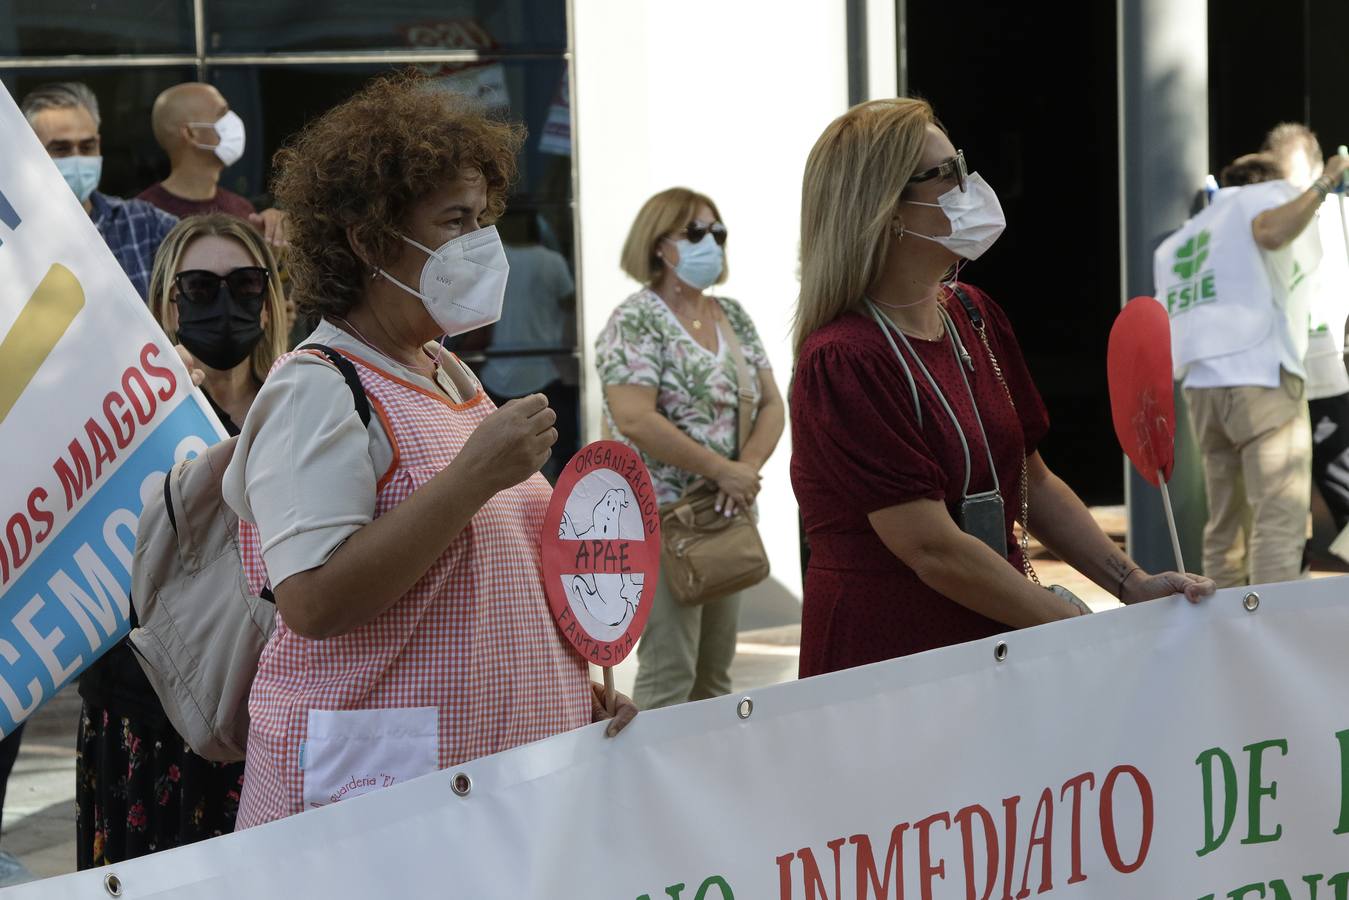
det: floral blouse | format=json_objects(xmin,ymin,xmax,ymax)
[{"xmin": 595, "ymin": 288, "xmax": 772, "ymax": 505}]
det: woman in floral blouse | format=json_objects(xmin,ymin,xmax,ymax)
[{"xmin": 596, "ymin": 187, "xmax": 785, "ymax": 709}]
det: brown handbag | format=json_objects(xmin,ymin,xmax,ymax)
[{"xmin": 660, "ymin": 303, "xmax": 771, "ymax": 606}]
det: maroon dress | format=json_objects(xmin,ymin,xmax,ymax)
[{"xmin": 790, "ymin": 283, "xmax": 1050, "ymax": 677}]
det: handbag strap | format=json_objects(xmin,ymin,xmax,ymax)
[
  {"xmin": 947, "ymin": 285, "xmax": 1041, "ymax": 585},
  {"xmin": 713, "ymin": 300, "xmax": 756, "ymax": 457}
]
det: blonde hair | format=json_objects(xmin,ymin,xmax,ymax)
[
  {"xmin": 620, "ymin": 187, "xmax": 728, "ymax": 285},
  {"xmin": 794, "ymin": 98, "xmax": 937, "ymax": 357},
  {"xmin": 148, "ymin": 214, "xmax": 288, "ymax": 384}
]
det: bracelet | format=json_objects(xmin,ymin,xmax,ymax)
[
  {"xmin": 1117, "ymin": 565, "xmax": 1142, "ymax": 601},
  {"xmin": 1312, "ymin": 176, "xmax": 1335, "ymax": 200}
]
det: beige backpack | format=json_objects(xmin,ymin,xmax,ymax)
[{"xmin": 128, "ymin": 344, "xmax": 368, "ymax": 762}]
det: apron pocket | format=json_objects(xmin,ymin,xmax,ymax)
[{"xmin": 301, "ymin": 706, "xmax": 439, "ymax": 811}]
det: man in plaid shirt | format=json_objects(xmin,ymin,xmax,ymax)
[{"xmin": 22, "ymin": 82, "xmax": 177, "ymax": 301}]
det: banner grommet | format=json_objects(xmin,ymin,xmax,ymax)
[
  {"xmin": 993, "ymin": 641, "xmax": 1009, "ymax": 662},
  {"xmin": 451, "ymin": 773, "xmax": 473, "ymax": 797},
  {"xmin": 1243, "ymin": 592, "xmax": 1260, "ymax": 612},
  {"xmin": 103, "ymin": 873, "xmax": 123, "ymax": 897},
  {"xmin": 736, "ymin": 697, "xmax": 754, "ymax": 720}
]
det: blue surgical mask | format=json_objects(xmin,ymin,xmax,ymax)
[
  {"xmin": 667, "ymin": 236, "xmax": 724, "ymax": 290},
  {"xmin": 54, "ymin": 155, "xmax": 102, "ymax": 205}
]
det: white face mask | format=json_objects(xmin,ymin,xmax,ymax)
[
  {"xmin": 377, "ymin": 226, "xmax": 510, "ymax": 337},
  {"xmin": 191, "ymin": 110, "xmax": 246, "ymax": 167},
  {"xmin": 902, "ymin": 172, "xmax": 1007, "ymax": 260}
]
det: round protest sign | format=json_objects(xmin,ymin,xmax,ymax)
[{"xmin": 542, "ymin": 441, "xmax": 660, "ymax": 667}]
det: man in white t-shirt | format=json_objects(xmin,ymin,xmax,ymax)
[
  {"xmin": 1159, "ymin": 146, "xmax": 1347, "ymax": 586},
  {"xmin": 1263, "ymin": 124, "xmax": 1349, "ymax": 561}
]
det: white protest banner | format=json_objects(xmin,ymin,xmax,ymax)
[
  {"xmin": 12, "ymin": 577, "xmax": 1349, "ymax": 899},
  {"xmin": 0, "ymin": 84, "xmax": 223, "ymax": 737}
]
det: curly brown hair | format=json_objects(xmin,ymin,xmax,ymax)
[{"xmin": 271, "ymin": 71, "xmax": 526, "ymax": 317}]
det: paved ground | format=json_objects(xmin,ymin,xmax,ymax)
[{"xmin": 1, "ymin": 685, "xmax": 80, "ymax": 884}]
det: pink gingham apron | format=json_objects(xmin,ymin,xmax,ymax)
[{"xmin": 234, "ymin": 348, "xmax": 589, "ymax": 828}]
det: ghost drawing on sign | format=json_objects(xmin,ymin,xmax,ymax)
[
  {"xmin": 569, "ymin": 573, "xmax": 644, "ymax": 628},
  {"xmin": 559, "ymin": 488, "xmax": 628, "ymax": 540}
]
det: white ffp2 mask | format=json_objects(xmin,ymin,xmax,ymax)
[
  {"xmin": 192, "ymin": 110, "xmax": 246, "ymax": 167},
  {"xmin": 903, "ymin": 172, "xmax": 1007, "ymax": 260},
  {"xmin": 377, "ymin": 226, "xmax": 510, "ymax": 337}
]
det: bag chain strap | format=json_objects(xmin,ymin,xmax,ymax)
[{"xmin": 970, "ymin": 321, "xmax": 1041, "ymax": 586}]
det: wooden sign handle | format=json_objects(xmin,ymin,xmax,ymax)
[{"xmin": 1158, "ymin": 472, "xmax": 1185, "ymax": 574}]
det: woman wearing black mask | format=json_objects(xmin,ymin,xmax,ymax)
[
  {"xmin": 151, "ymin": 213, "xmax": 288, "ymax": 429},
  {"xmin": 75, "ymin": 213, "xmax": 286, "ymax": 869}
]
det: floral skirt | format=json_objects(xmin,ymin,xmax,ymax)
[{"xmin": 75, "ymin": 703, "xmax": 245, "ymax": 870}]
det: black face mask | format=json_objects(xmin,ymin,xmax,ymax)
[{"xmin": 175, "ymin": 277, "xmax": 266, "ymax": 371}]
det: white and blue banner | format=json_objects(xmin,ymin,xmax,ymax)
[{"xmin": 0, "ymin": 83, "xmax": 223, "ymax": 737}]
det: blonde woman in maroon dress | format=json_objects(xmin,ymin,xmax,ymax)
[{"xmin": 789, "ymin": 98, "xmax": 1214, "ymax": 677}]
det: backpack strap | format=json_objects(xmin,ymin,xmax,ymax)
[
  {"xmin": 163, "ymin": 469, "xmax": 178, "ymax": 537},
  {"xmin": 297, "ymin": 342, "xmax": 372, "ymax": 429},
  {"xmin": 250, "ymin": 343, "xmax": 369, "ymax": 604},
  {"xmin": 713, "ymin": 300, "xmax": 756, "ymax": 458},
  {"xmin": 145, "ymin": 343, "xmax": 368, "ymax": 617},
  {"xmin": 240, "ymin": 343, "xmax": 368, "ymax": 605}
]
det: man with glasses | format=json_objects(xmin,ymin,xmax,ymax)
[{"xmin": 21, "ymin": 82, "xmax": 178, "ymax": 302}]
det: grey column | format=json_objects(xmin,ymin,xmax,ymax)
[
  {"xmin": 846, "ymin": 0, "xmax": 869, "ymax": 105},
  {"xmin": 1118, "ymin": 0, "xmax": 1209, "ymax": 574}
]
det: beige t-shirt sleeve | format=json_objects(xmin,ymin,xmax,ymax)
[{"xmin": 222, "ymin": 352, "xmax": 388, "ymax": 588}]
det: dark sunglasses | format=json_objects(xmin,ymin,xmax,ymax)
[
  {"xmin": 908, "ymin": 149, "xmax": 968, "ymax": 193},
  {"xmin": 173, "ymin": 267, "xmax": 270, "ymax": 305},
  {"xmin": 675, "ymin": 220, "xmax": 728, "ymax": 246}
]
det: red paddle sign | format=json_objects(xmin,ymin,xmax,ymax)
[
  {"xmin": 542, "ymin": 441, "xmax": 660, "ymax": 667},
  {"xmin": 1107, "ymin": 296, "xmax": 1177, "ymax": 487}
]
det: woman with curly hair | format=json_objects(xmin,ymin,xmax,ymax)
[{"xmin": 222, "ymin": 73, "xmax": 635, "ymax": 828}]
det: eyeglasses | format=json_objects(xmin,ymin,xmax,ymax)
[
  {"xmin": 674, "ymin": 220, "xmax": 728, "ymax": 246},
  {"xmin": 172, "ymin": 267, "xmax": 270, "ymax": 305},
  {"xmin": 908, "ymin": 149, "xmax": 968, "ymax": 193}
]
